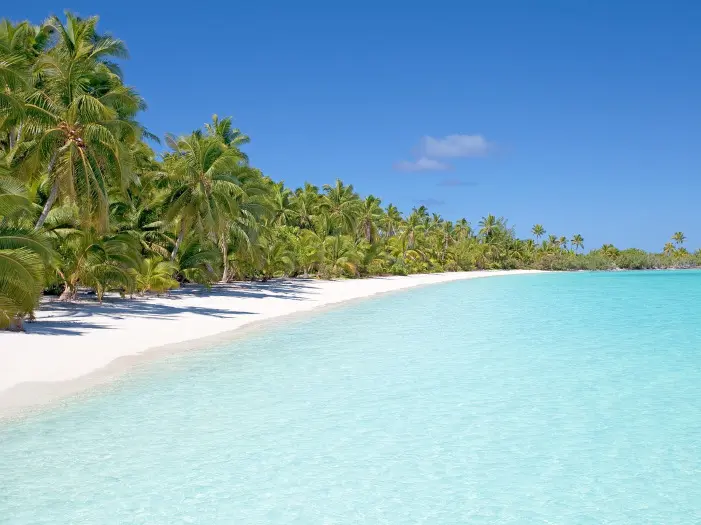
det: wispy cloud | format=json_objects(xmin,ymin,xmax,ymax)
[
  {"xmin": 415, "ymin": 198, "xmax": 445, "ymax": 207},
  {"xmin": 437, "ymin": 178, "xmax": 478, "ymax": 187},
  {"xmin": 393, "ymin": 157, "xmax": 450, "ymax": 172},
  {"xmin": 422, "ymin": 134, "xmax": 490, "ymax": 158}
]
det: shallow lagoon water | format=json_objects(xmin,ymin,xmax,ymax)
[{"xmin": 2, "ymin": 271, "xmax": 701, "ymax": 524}]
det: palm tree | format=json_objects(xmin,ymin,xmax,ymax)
[
  {"xmin": 382, "ymin": 204, "xmax": 402, "ymax": 238},
  {"xmin": 19, "ymin": 13, "xmax": 145, "ymax": 230},
  {"xmin": 176, "ymin": 237, "xmax": 220, "ymax": 284},
  {"xmin": 218, "ymin": 192, "xmax": 262, "ymax": 283},
  {"xmin": 479, "ymin": 214, "xmax": 498, "ymax": 240},
  {"xmin": 571, "ymin": 234, "xmax": 584, "ymax": 253},
  {"xmin": 358, "ymin": 195, "xmax": 382, "ymax": 242},
  {"xmin": 292, "ymin": 182, "xmax": 320, "ymax": 231},
  {"xmin": 558, "ymin": 236, "xmax": 568, "ymax": 251},
  {"xmin": 413, "ymin": 205, "xmax": 430, "ymax": 228},
  {"xmin": 663, "ymin": 242, "xmax": 676, "ymax": 257},
  {"xmin": 532, "ymin": 224, "xmax": 545, "ymax": 243},
  {"xmin": 267, "ymin": 181, "xmax": 295, "ymax": 227},
  {"xmin": 673, "ymin": 232, "xmax": 686, "ymax": 247},
  {"xmin": 437, "ymin": 220, "xmax": 454, "ymax": 262},
  {"xmin": 323, "ymin": 234, "xmax": 360, "ymax": 277},
  {"xmin": 455, "ymin": 218, "xmax": 472, "ymax": 241},
  {"xmin": 205, "ymin": 114, "xmax": 250, "ymax": 155},
  {"xmin": 134, "ymin": 257, "xmax": 178, "ymax": 294},
  {"xmin": 0, "ymin": 20, "xmax": 51, "ymax": 150},
  {"xmin": 258, "ymin": 233, "xmax": 294, "ymax": 280},
  {"xmin": 320, "ymin": 179, "xmax": 360, "ymax": 235},
  {"xmin": 0, "ymin": 178, "xmax": 53, "ymax": 328},
  {"xmin": 401, "ymin": 210, "xmax": 425, "ymax": 251},
  {"xmin": 54, "ymin": 229, "xmax": 140, "ymax": 301},
  {"xmin": 161, "ymin": 131, "xmax": 247, "ymax": 261},
  {"xmin": 0, "ymin": 233, "xmax": 47, "ymax": 328},
  {"xmin": 295, "ymin": 229, "xmax": 323, "ymax": 277},
  {"xmin": 600, "ymin": 244, "xmax": 619, "ymax": 258}
]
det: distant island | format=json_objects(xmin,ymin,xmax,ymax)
[{"xmin": 0, "ymin": 12, "xmax": 697, "ymax": 329}]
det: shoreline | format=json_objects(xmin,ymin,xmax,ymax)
[{"xmin": 0, "ymin": 270, "xmax": 544, "ymax": 420}]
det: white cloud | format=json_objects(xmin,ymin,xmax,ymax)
[
  {"xmin": 422, "ymin": 134, "xmax": 490, "ymax": 158},
  {"xmin": 393, "ymin": 156, "xmax": 450, "ymax": 172}
]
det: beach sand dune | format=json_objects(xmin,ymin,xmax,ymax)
[{"xmin": 0, "ymin": 270, "xmax": 541, "ymax": 416}]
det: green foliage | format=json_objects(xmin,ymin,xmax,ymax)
[
  {"xmin": 615, "ymin": 249, "xmax": 656, "ymax": 270},
  {"xmin": 134, "ymin": 257, "xmax": 178, "ymax": 294},
  {"xmin": 0, "ymin": 178, "xmax": 53, "ymax": 327}
]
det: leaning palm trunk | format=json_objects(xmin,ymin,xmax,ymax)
[
  {"xmin": 170, "ymin": 223, "xmax": 186, "ymax": 262},
  {"xmin": 34, "ymin": 180, "xmax": 59, "ymax": 230},
  {"xmin": 59, "ymin": 282, "xmax": 77, "ymax": 301},
  {"xmin": 220, "ymin": 245, "xmax": 230, "ymax": 283},
  {"xmin": 34, "ymin": 149, "xmax": 67, "ymax": 230}
]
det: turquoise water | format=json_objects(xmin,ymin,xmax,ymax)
[{"xmin": 2, "ymin": 271, "xmax": 701, "ymax": 524}]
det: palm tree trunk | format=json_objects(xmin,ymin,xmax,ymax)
[
  {"xmin": 170, "ymin": 222, "xmax": 186, "ymax": 262},
  {"xmin": 220, "ymin": 244, "xmax": 230, "ymax": 283},
  {"xmin": 34, "ymin": 179, "xmax": 59, "ymax": 230},
  {"xmin": 59, "ymin": 282, "xmax": 75, "ymax": 301}
]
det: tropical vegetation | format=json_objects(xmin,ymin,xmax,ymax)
[{"xmin": 0, "ymin": 12, "xmax": 698, "ymax": 329}]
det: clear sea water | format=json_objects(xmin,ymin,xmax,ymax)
[{"xmin": 2, "ymin": 271, "xmax": 701, "ymax": 524}]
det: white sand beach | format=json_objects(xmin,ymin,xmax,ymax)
[{"xmin": 0, "ymin": 270, "xmax": 541, "ymax": 416}]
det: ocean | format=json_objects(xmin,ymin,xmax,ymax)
[{"xmin": 2, "ymin": 271, "xmax": 701, "ymax": 523}]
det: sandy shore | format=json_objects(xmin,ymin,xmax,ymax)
[{"xmin": 0, "ymin": 270, "xmax": 543, "ymax": 417}]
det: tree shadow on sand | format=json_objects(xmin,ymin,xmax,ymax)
[
  {"xmin": 25, "ymin": 279, "xmax": 322, "ymax": 336},
  {"xmin": 167, "ymin": 279, "xmax": 320, "ymax": 301}
]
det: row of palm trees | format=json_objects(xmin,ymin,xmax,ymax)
[
  {"xmin": 0, "ymin": 12, "xmax": 694, "ymax": 328},
  {"xmin": 531, "ymin": 224, "xmax": 584, "ymax": 253}
]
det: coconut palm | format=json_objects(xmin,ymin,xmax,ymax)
[
  {"xmin": 401, "ymin": 210, "xmax": 425, "ymax": 251},
  {"xmin": 479, "ymin": 214, "xmax": 499, "ymax": 240},
  {"xmin": 437, "ymin": 220, "xmax": 454, "ymax": 262},
  {"xmin": 55, "ymin": 230, "xmax": 140, "ymax": 301},
  {"xmin": 161, "ymin": 131, "xmax": 247, "ymax": 261},
  {"xmin": 18, "ymin": 13, "xmax": 145, "ymax": 230},
  {"xmin": 205, "ymin": 114, "xmax": 249, "ymax": 156},
  {"xmin": 0, "ymin": 234, "xmax": 46, "ymax": 328},
  {"xmin": 295, "ymin": 229, "xmax": 324, "ymax": 277},
  {"xmin": 673, "ymin": 232, "xmax": 686, "ymax": 247},
  {"xmin": 258, "ymin": 233, "xmax": 294, "ymax": 280},
  {"xmin": 172, "ymin": 237, "xmax": 219, "ymax": 283},
  {"xmin": 600, "ymin": 244, "xmax": 619, "ymax": 258},
  {"xmin": 358, "ymin": 195, "xmax": 382, "ymax": 242},
  {"xmin": 267, "ymin": 181, "xmax": 295, "ymax": 227},
  {"xmin": 0, "ymin": 20, "xmax": 51, "ymax": 150},
  {"xmin": 532, "ymin": 224, "xmax": 545, "ymax": 243},
  {"xmin": 382, "ymin": 204, "xmax": 402, "ymax": 238},
  {"xmin": 0, "ymin": 175, "xmax": 53, "ymax": 328},
  {"xmin": 134, "ymin": 257, "xmax": 178, "ymax": 294},
  {"xmin": 323, "ymin": 234, "xmax": 361, "ymax": 277},
  {"xmin": 320, "ymin": 179, "xmax": 361, "ymax": 235},
  {"xmin": 455, "ymin": 218, "xmax": 472, "ymax": 241},
  {"xmin": 663, "ymin": 242, "xmax": 676, "ymax": 257},
  {"xmin": 571, "ymin": 234, "xmax": 584, "ymax": 253},
  {"xmin": 292, "ymin": 182, "xmax": 320, "ymax": 231}
]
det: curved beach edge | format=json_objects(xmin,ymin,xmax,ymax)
[{"xmin": 0, "ymin": 270, "xmax": 547, "ymax": 420}]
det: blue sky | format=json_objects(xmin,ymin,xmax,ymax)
[{"xmin": 6, "ymin": 2, "xmax": 701, "ymax": 250}]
